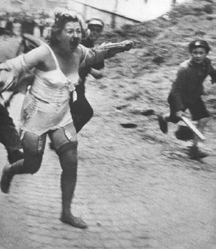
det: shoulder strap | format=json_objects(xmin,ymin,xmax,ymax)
[{"xmin": 44, "ymin": 43, "xmax": 60, "ymax": 69}]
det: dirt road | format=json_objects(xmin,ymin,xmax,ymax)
[{"xmin": 1, "ymin": 67, "xmax": 215, "ymax": 248}]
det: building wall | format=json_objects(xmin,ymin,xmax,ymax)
[
  {"xmin": 2, "ymin": 0, "xmax": 67, "ymax": 13},
  {"xmin": 2, "ymin": 0, "xmax": 192, "ymax": 29},
  {"xmin": 68, "ymin": 0, "xmax": 192, "ymax": 28},
  {"xmin": 67, "ymin": 1, "xmax": 137, "ymax": 30}
]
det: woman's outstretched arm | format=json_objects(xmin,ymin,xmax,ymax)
[{"xmin": 0, "ymin": 44, "xmax": 48, "ymax": 92}]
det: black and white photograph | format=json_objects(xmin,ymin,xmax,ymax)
[{"xmin": 0, "ymin": 0, "xmax": 215, "ymax": 248}]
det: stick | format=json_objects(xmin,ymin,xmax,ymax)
[{"xmin": 181, "ymin": 116, "xmax": 205, "ymax": 141}]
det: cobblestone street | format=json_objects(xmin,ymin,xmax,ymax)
[{"xmin": 0, "ymin": 85, "xmax": 215, "ymax": 249}]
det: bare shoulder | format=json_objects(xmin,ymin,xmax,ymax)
[
  {"xmin": 24, "ymin": 43, "xmax": 50, "ymax": 65},
  {"xmin": 32, "ymin": 44, "xmax": 50, "ymax": 62}
]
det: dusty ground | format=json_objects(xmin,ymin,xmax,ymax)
[
  {"xmin": 94, "ymin": 0, "xmax": 216, "ymax": 165},
  {"xmin": 0, "ymin": 1, "xmax": 216, "ymax": 249},
  {"xmin": 81, "ymin": 1, "xmax": 216, "ymax": 247}
]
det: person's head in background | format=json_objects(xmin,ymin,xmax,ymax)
[
  {"xmin": 12, "ymin": 19, "xmax": 23, "ymax": 37},
  {"xmin": 188, "ymin": 39, "xmax": 211, "ymax": 64},
  {"xmin": 86, "ymin": 18, "xmax": 104, "ymax": 42}
]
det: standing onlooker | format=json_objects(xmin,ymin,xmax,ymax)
[
  {"xmin": 5, "ymin": 15, "xmax": 14, "ymax": 34},
  {"xmin": 38, "ymin": 16, "xmax": 46, "ymax": 38},
  {"xmin": 11, "ymin": 19, "xmax": 23, "ymax": 38},
  {"xmin": 22, "ymin": 14, "xmax": 36, "ymax": 36}
]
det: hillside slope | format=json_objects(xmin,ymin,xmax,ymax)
[
  {"xmin": 87, "ymin": 0, "xmax": 216, "ymax": 164},
  {"xmin": 95, "ymin": 0, "xmax": 216, "ymax": 115}
]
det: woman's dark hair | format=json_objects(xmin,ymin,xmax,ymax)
[{"xmin": 49, "ymin": 12, "xmax": 79, "ymax": 45}]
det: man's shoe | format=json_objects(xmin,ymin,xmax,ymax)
[
  {"xmin": 8, "ymin": 150, "xmax": 24, "ymax": 164},
  {"xmin": 158, "ymin": 115, "xmax": 168, "ymax": 134},
  {"xmin": 1, "ymin": 164, "xmax": 14, "ymax": 193},
  {"xmin": 60, "ymin": 214, "xmax": 88, "ymax": 229},
  {"xmin": 188, "ymin": 146, "xmax": 208, "ymax": 160}
]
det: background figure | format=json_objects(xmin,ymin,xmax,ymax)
[
  {"xmin": 0, "ymin": 19, "xmax": 24, "ymax": 164},
  {"xmin": 70, "ymin": 18, "xmax": 105, "ymax": 133},
  {"xmin": 22, "ymin": 15, "xmax": 36, "ymax": 35},
  {"xmin": 38, "ymin": 16, "xmax": 46, "ymax": 38},
  {"xmin": 5, "ymin": 15, "xmax": 14, "ymax": 34},
  {"xmin": 0, "ymin": 19, "xmax": 42, "ymax": 164},
  {"xmin": 12, "ymin": 19, "xmax": 23, "ymax": 37},
  {"xmin": 158, "ymin": 40, "xmax": 216, "ymax": 160},
  {"xmin": 0, "ymin": 15, "xmax": 7, "ymax": 35},
  {"xmin": 0, "ymin": 103, "xmax": 23, "ymax": 164}
]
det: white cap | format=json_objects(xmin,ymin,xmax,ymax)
[{"xmin": 87, "ymin": 18, "xmax": 104, "ymax": 27}]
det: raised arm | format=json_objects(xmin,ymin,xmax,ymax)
[
  {"xmin": 0, "ymin": 44, "xmax": 47, "ymax": 92},
  {"xmin": 79, "ymin": 40, "xmax": 134, "ymax": 68}
]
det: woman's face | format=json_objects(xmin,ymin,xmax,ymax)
[
  {"xmin": 191, "ymin": 47, "xmax": 207, "ymax": 64},
  {"xmin": 58, "ymin": 21, "xmax": 82, "ymax": 51}
]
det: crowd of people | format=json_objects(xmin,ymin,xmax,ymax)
[
  {"xmin": 0, "ymin": 11, "xmax": 52, "ymax": 38},
  {"xmin": 0, "ymin": 8, "xmax": 215, "ymax": 229}
]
